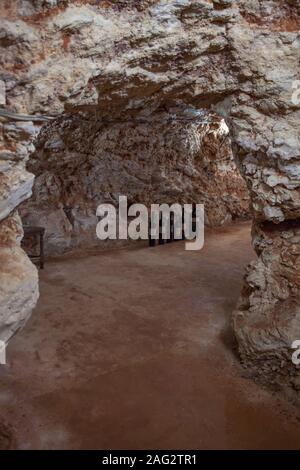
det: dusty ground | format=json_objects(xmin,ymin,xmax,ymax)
[{"xmin": 1, "ymin": 221, "xmax": 300, "ymax": 450}]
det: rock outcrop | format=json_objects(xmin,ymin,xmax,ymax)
[
  {"xmin": 0, "ymin": 210, "xmax": 38, "ymax": 344},
  {"xmin": 0, "ymin": 0, "xmax": 299, "ymax": 391},
  {"xmin": 0, "ymin": 93, "xmax": 39, "ymax": 345},
  {"xmin": 228, "ymin": 2, "xmax": 300, "ymax": 392}
]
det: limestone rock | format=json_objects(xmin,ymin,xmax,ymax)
[
  {"xmin": 53, "ymin": 7, "xmax": 94, "ymax": 32},
  {"xmin": 0, "ymin": 166, "xmax": 34, "ymax": 222},
  {"xmin": 233, "ymin": 220, "xmax": 300, "ymax": 388},
  {"xmin": 0, "ymin": 213, "xmax": 39, "ymax": 344}
]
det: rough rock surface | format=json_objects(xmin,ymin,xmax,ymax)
[
  {"xmin": 0, "ymin": 0, "xmax": 300, "ymax": 390},
  {"xmin": 234, "ymin": 220, "xmax": 300, "ymax": 391}
]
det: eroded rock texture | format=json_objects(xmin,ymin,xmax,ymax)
[
  {"xmin": 229, "ymin": 3, "xmax": 300, "ymax": 391},
  {"xmin": 0, "ymin": 211, "xmax": 38, "ymax": 344},
  {"xmin": 0, "ymin": 0, "xmax": 299, "ymax": 389},
  {"xmin": 0, "ymin": 107, "xmax": 39, "ymax": 344}
]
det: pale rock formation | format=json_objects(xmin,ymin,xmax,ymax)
[
  {"xmin": 0, "ymin": 212, "xmax": 38, "ymax": 343},
  {"xmin": 0, "ymin": 0, "xmax": 299, "ymax": 391},
  {"xmin": 228, "ymin": 2, "xmax": 300, "ymax": 392},
  {"xmin": 234, "ymin": 220, "xmax": 300, "ymax": 389}
]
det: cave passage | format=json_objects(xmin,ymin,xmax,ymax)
[
  {"xmin": 3, "ymin": 221, "xmax": 300, "ymax": 449},
  {"xmin": 20, "ymin": 109, "xmax": 250, "ymax": 256}
]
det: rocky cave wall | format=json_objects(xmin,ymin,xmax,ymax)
[{"xmin": 0, "ymin": 0, "xmax": 300, "ymax": 391}]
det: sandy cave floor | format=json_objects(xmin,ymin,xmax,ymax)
[{"xmin": 1, "ymin": 221, "xmax": 300, "ymax": 450}]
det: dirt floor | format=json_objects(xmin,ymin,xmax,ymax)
[{"xmin": 1, "ymin": 221, "xmax": 300, "ymax": 450}]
